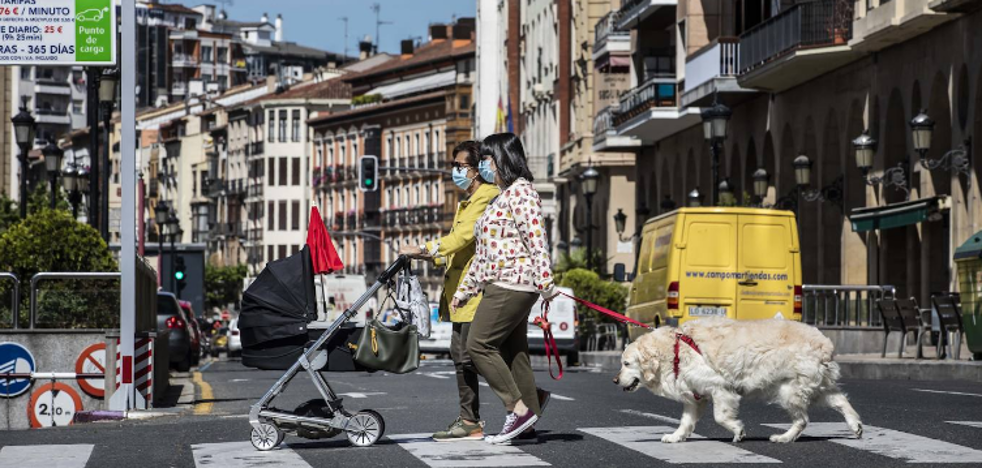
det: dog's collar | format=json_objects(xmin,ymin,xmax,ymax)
[{"xmin": 673, "ymin": 332, "xmax": 704, "ymax": 400}]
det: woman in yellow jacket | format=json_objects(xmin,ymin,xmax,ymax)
[{"xmin": 400, "ymin": 141, "xmax": 499, "ymax": 441}]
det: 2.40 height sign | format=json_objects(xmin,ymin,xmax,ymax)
[{"xmin": 0, "ymin": 0, "xmax": 116, "ymax": 65}]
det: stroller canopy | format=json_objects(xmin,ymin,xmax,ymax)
[{"xmin": 240, "ymin": 245, "xmax": 317, "ymax": 348}]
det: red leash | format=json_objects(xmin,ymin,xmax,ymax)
[
  {"xmin": 673, "ymin": 332, "xmax": 703, "ymax": 400},
  {"xmin": 560, "ymin": 292, "xmax": 655, "ymax": 330},
  {"xmin": 533, "ymin": 301, "xmax": 564, "ymax": 380}
]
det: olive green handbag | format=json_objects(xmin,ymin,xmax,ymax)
[{"xmin": 353, "ymin": 319, "xmax": 420, "ymax": 374}]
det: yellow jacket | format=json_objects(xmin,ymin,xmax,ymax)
[{"xmin": 425, "ymin": 183, "xmax": 500, "ymax": 322}]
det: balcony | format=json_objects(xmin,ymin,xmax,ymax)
[
  {"xmin": 930, "ymin": 0, "xmax": 982, "ymax": 13},
  {"xmin": 851, "ymin": 0, "xmax": 953, "ymax": 53},
  {"xmin": 615, "ymin": 0, "xmax": 677, "ymax": 31},
  {"xmin": 205, "ymin": 178, "xmax": 225, "ymax": 198},
  {"xmin": 34, "ymin": 108, "xmax": 71, "ymax": 125},
  {"xmin": 681, "ymin": 38, "xmax": 756, "ymax": 108},
  {"xmin": 592, "ymin": 106, "xmax": 641, "ymax": 153},
  {"xmin": 34, "ymin": 81, "xmax": 71, "ymax": 96},
  {"xmin": 171, "ymin": 82, "xmax": 187, "ymax": 96},
  {"xmin": 613, "ymin": 77, "xmax": 700, "ymax": 144},
  {"xmin": 737, "ymin": 0, "xmax": 862, "ymax": 93},
  {"xmin": 593, "ymin": 10, "xmax": 632, "ymax": 70},
  {"xmin": 250, "ymin": 141, "xmax": 264, "ymax": 156},
  {"xmin": 172, "ymin": 54, "xmax": 199, "ymax": 68}
]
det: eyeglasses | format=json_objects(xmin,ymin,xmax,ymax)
[{"xmin": 451, "ymin": 161, "xmax": 473, "ymax": 170}]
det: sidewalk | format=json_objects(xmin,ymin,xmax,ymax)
[{"xmin": 577, "ymin": 351, "xmax": 982, "ymax": 383}]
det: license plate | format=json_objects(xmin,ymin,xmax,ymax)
[{"xmin": 689, "ymin": 306, "xmax": 727, "ymax": 317}]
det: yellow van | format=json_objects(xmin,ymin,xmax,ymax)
[{"xmin": 625, "ymin": 207, "xmax": 802, "ymax": 341}]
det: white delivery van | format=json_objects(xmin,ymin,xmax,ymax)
[
  {"xmin": 311, "ymin": 274, "xmax": 370, "ymax": 328},
  {"xmin": 527, "ymin": 286, "xmax": 578, "ymax": 361}
]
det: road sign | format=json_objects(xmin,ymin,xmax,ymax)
[
  {"xmin": 75, "ymin": 343, "xmax": 106, "ymax": 398},
  {"xmin": 28, "ymin": 382, "xmax": 83, "ymax": 428},
  {"xmin": 0, "ymin": 342, "xmax": 36, "ymax": 398},
  {"xmin": 0, "ymin": 0, "xmax": 117, "ymax": 65}
]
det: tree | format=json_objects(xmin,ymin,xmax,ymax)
[
  {"xmin": 0, "ymin": 194, "xmax": 19, "ymax": 234},
  {"xmin": 554, "ymin": 247, "xmax": 607, "ymax": 282},
  {"xmin": 27, "ymin": 183, "xmax": 71, "ymax": 215},
  {"xmin": 205, "ymin": 264, "xmax": 249, "ymax": 311},
  {"xmin": 559, "ymin": 268, "xmax": 629, "ymax": 339},
  {"xmin": 0, "ymin": 208, "xmax": 116, "ymax": 328}
]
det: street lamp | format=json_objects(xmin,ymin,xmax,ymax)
[
  {"xmin": 581, "ymin": 165, "xmax": 600, "ymax": 272},
  {"xmin": 11, "ymin": 100, "xmax": 37, "ymax": 218},
  {"xmin": 61, "ymin": 164, "xmax": 80, "ymax": 218},
  {"xmin": 910, "ymin": 110, "xmax": 972, "ymax": 183},
  {"xmin": 42, "ymin": 141, "xmax": 64, "ymax": 209},
  {"xmin": 167, "ymin": 211, "xmax": 180, "ymax": 292},
  {"xmin": 687, "ymin": 188, "xmax": 703, "ymax": 207},
  {"xmin": 701, "ymin": 100, "xmax": 731, "ymax": 206},
  {"xmin": 660, "ymin": 194, "xmax": 677, "ymax": 213},
  {"xmin": 97, "ymin": 69, "xmax": 118, "ymax": 242},
  {"xmin": 852, "ymin": 129, "xmax": 910, "ymax": 199},
  {"xmin": 753, "ymin": 168, "xmax": 769, "ymax": 204},
  {"xmin": 155, "ymin": 202, "xmax": 170, "ymax": 286},
  {"xmin": 718, "ymin": 178, "xmax": 735, "ymax": 206}
]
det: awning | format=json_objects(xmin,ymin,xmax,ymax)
[
  {"xmin": 954, "ymin": 228, "xmax": 982, "ymax": 261},
  {"xmin": 849, "ymin": 196, "xmax": 950, "ymax": 233},
  {"xmin": 370, "ymin": 70, "xmax": 456, "ymax": 100}
]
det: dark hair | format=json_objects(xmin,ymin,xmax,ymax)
[
  {"xmin": 452, "ymin": 140, "xmax": 481, "ymax": 168},
  {"xmin": 479, "ymin": 133, "xmax": 534, "ymax": 186}
]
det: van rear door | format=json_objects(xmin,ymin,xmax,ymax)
[
  {"xmin": 735, "ymin": 215, "xmax": 796, "ymax": 320},
  {"xmin": 678, "ymin": 214, "xmax": 738, "ymax": 322}
]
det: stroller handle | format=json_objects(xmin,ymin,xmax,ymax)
[{"xmin": 378, "ymin": 255, "xmax": 411, "ymax": 284}]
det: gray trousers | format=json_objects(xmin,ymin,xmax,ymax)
[{"xmin": 451, "ymin": 321, "xmax": 481, "ymax": 422}]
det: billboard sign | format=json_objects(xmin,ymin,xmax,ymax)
[{"xmin": 0, "ymin": 0, "xmax": 116, "ymax": 65}]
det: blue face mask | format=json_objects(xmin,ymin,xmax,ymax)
[
  {"xmin": 452, "ymin": 166, "xmax": 473, "ymax": 191},
  {"xmin": 478, "ymin": 159, "xmax": 496, "ymax": 184}
]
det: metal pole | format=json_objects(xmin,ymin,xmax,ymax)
[
  {"xmin": 586, "ymin": 194, "xmax": 594, "ymax": 272},
  {"xmin": 113, "ymin": 0, "xmax": 136, "ymax": 412},
  {"xmin": 170, "ymin": 233, "xmax": 176, "ymax": 293},
  {"xmin": 101, "ymin": 106, "xmax": 111, "ymax": 242},
  {"xmin": 711, "ymin": 140, "xmax": 720, "ymax": 206},
  {"xmin": 18, "ymin": 152, "xmax": 28, "ymax": 218},
  {"xmin": 49, "ymin": 175, "xmax": 57, "ymax": 209},
  {"xmin": 87, "ymin": 68, "xmax": 100, "ymax": 229},
  {"xmin": 158, "ymin": 236, "xmax": 164, "ymax": 287}
]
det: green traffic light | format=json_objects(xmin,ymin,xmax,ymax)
[
  {"xmin": 365, "ymin": 178, "xmax": 373, "ymax": 186},
  {"xmin": 175, "ymin": 271, "xmax": 185, "ymax": 280}
]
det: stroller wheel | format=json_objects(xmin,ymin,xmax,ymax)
[
  {"xmin": 251, "ymin": 422, "xmax": 285, "ymax": 451},
  {"xmin": 360, "ymin": 409, "xmax": 386, "ymax": 440},
  {"xmin": 345, "ymin": 411, "xmax": 384, "ymax": 447}
]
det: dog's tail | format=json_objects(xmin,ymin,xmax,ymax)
[{"xmin": 822, "ymin": 360, "xmax": 842, "ymax": 386}]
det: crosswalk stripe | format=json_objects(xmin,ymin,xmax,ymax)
[
  {"xmin": 0, "ymin": 444, "xmax": 94, "ymax": 468},
  {"xmin": 948, "ymin": 421, "xmax": 982, "ymax": 429},
  {"xmin": 191, "ymin": 441, "xmax": 312, "ymax": 468},
  {"xmin": 764, "ymin": 422, "xmax": 982, "ymax": 463},
  {"xmin": 388, "ymin": 433, "xmax": 550, "ymax": 467},
  {"xmin": 618, "ymin": 409, "xmax": 681, "ymax": 424},
  {"xmin": 579, "ymin": 426, "xmax": 780, "ymax": 464},
  {"xmin": 913, "ymin": 389, "xmax": 982, "ymax": 398}
]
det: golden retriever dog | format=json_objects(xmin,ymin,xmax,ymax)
[{"xmin": 614, "ymin": 317, "xmax": 862, "ymax": 444}]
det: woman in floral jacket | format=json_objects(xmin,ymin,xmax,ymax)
[{"xmin": 451, "ymin": 132, "xmax": 558, "ymax": 445}]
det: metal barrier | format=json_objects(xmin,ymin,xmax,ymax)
[
  {"xmin": 0, "ymin": 273, "xmax": 19, "ymax": 328},
  {"xmin": 802, "ymin": 284, "xmax": 896, "ymax": 328}
]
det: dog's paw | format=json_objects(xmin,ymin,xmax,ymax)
[
  {"xmin": 852, "ymin": 422, "xmax": 863, "ymax": 439},
  {"xmin": 769, "ymin": 433, "xmax": 796, "ymax": 443},
  {"xmin": 661, "ymin": 433, "xmax": 687, "ymax": 444},
  {"xmin": 732, "ymin": 429, "xmax": 746, "ymax": 443}
]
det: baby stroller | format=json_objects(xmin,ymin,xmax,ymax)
[{"xmin": 238, "ymin": 248, "xmax": 418, "ymax": 451}]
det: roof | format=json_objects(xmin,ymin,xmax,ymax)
[
  {"xmin": 145, "ymin": 2, "xmax": 202, "ymax": 16},
  {"xmin": 343, "ymin": 40, "xmax": 475, "ymax": 83},
  {"xmin": 262, "ymin": 78, "xmax": 352, "ymax": 101},
  {"xmin": 244, "ymin": 41, "xmax": 337, "ymax": 60},
  {"xmin": 212, "ymin": 18, "xmax": 274, "ymax": 31},
  {"xmin": 307, "ymin": 90, "xmax": 446, "ymax": 126}
]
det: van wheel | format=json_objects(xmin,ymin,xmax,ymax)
[
  {"xmin": 176, "ymin": 352, "xmax": 191, "ymax": 372},
  {"xmin": 565, "ymin": 351, "xmax": 579, "ymax": 366}
]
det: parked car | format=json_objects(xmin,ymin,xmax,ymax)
[
  {"xmin": 227, "ymin": 318, "xmax": 242, "ymax": 358},
  {"xmin": 158, "ymin": 292, "xmax": 193, "ymax": 372},
  {"xmin": 179, "ymin": 300, "xmax": 202, "ymax": 366}
]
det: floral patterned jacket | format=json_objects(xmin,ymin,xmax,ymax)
[{"xmin": 453, "ymin": 178, "xmax": 557, "ymax": 304}]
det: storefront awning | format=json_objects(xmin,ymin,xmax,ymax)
[{"xmin": 849, "ymin": 196, "xmax": 950, "ymax": 233}]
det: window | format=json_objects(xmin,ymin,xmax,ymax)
[
  {"xmin": 404, "ymin": 136, "xmax": 410, "ymax": 157},
  {"xmin": 386, "ymin": 135, "xmax": 393, "ymax": 162},
  {"xmin": 278, "ymin": 201, "xmax": 287, "ymax": 230},
  {"xmin": 185, "ymin": 18, "xmax": 196, "ymax": 29},
  {"xmin": 268, "ymin": 110, "xmax": 275, "ymax": 141},
  {"xmin": 267, "ymin": 201, "xmax": 274, "ymax": 227},
  {"xmin": 278, "ymin": 110, "xmax": 287, "ymax": 142},
  {"xmin": 424, "ymin": 182, "xmax": 430, "ymax": 204},
  {"xmin": 217, "ymin": 47, "xmax": 228, "ymax": 63},
  {"xmin": 279, "ymin": 245, "xmax": 287, "ymax": 259},
  {"xmin": 20, "ymin": 67, "xmax": 31, "ymax": 80},
  {"xmin": 415, "ymin": 186, "xmax": 421, "ymax": 205},
  {"xmin": 459, "ymin": 95, "xmax": 470, "ymax": 110},
  {"xmin": 328, "ymin": 144, "xmax": 334, "ymax": 166},
  {"xmin": 292, "ymin": 244, "xmax": 300, "ymax": 255},
  {"xmin": 267, "ymin": 157, "xmax": 275, "ymax": 185},
  {"xmin": 72, "ymin": 100, "xmax": 83, "ymax": 115},
  {"xmin": 292, "ymin": 200, "xmax": 300, "ymax": 230},
  {"xmin": 432, "ymin": 183, "xmax": 439, "ymax": 204},
  {"xmin": 268, "ymin": 245, "xmax": 274, "ymax": 262},
  {"xmin": 434, "ymin": 130, "xmax": 440, "ymax": 153},
  {"xmin": 415, "ymin": 134, "xmax": 420, "ymax": 156},
  {"xmin": 292, "ymin": 157, "xmax": 300, "ymax": 186},
  {"xmin": 202, "ymin": 46, "xmax": 213, "ymax": 63},
  {"xmin": 315, "ymin": 141, "xmax": 323, "ymax": 166},
  {"xmin": 292, "ymin": 110, "xmax": 301, "ymax": 142},
  {"xmin": 279, "ymin": 157, "xmax": 287, "ymax": 186}
]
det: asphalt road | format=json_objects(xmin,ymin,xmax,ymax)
[{"xmin": 3, "ymin": 357, "xmax": 982, "ymax": 467}]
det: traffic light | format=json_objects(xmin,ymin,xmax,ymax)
[
  {"xmin": 174, "ymin": 256, "xmax": 187, "ymax": 294},
  {"xmin": 359, "ymin": 155, "xmax": 378, "ymax": 192}
]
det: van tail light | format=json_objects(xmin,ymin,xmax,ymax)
[
  {"xmin": 667, "ymin": 282, "xmax": 680, "ymax": 310},
  {"xmin": 166, "ymin": 316, "xmax": 186, "ymax": 329},
  {"xmin": 794, "ymin": 285, "xmax": 803, "ymax": 315}
]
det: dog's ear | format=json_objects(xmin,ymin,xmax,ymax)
[{"xmin": 639, "ymin": 350, "xmax": 661, "ymax": 384}]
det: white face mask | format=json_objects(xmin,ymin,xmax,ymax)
[{"xmin": 452, "ymin": 166, "xmax": 473, "ymax": 190}]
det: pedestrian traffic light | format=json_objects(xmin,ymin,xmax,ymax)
[
  {"xmin": 174, "ymin": 256, "xmax": 187, "ymax": 292},
  {"xmin": 359, "ymin": 155, "xmax": 378, "ymax": 192}
]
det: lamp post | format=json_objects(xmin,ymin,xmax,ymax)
[
  {"xmin": 581, "ymin": 165, "xmax": 600, "ymax": 272},
  {"xmin": 11, "ymin": 100, "xmax": 37, "ymax": 219},
  {"xmin": 168, "ymin": 211, "xmax": 179, "ymax": 293},
  {"xmin": 155, "ymin": 202, "xmax": 170, "ymax": 287},
  {"xmin": 98, "ymin": 70, "xmax": 118, "ymax": 242},
  {"xmin": 61, "ymin": 164, "xmax": 78, "ymax": 217},
  {"xmin": 853, "ymin": 130, "xmax": 910, "ymax": 199},
  {"xmin": 753, "ymin": 168, "xmax": 769, "ymax": 206},
  {"xmin": 910, "ymin": 109, "xmax": 972, "ymax": 184},
  {"xmin": 718, "ymin": 178, "xmax": 735, "ymax": 206},
  {"xmin": 701, "ymin": 100, "xmax": 732, "ymax": 206},
  {"xmin": 42, "ymin": 141, "xmax": 64, "ymax": 209},
  {"xmin": 687, "ymin": 188, "xmax": 703, "ymax": 207}
]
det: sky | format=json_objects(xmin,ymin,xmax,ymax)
[{"xmin": 201, "ymin": 0, "xmax": 477, "ymax": 57}]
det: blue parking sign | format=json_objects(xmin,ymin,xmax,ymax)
[{"xmin": 0, "ymin": 342, "xmax": 36, "ymax": 398}]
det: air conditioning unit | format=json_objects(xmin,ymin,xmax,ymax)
[{"xmin": 533, "ymin": 83, "xmax": 549, "ymax": 100}]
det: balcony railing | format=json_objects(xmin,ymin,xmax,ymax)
[
  {"xmin": 616, "ymin": 0, "xmax": 676, "ymax": 30},
  {"xmin": 171, "ymin": 82, "xmax": 187, "ymax": 95},
  {"xmin": 738, "ymin": 0, "xmax": 854, "ymax": 75},
  {"xmin": 172, "ymin": 54, "xmax": 198, "ymax": 67},
  {"xmin": 685, "ymin": 37, "xmax": 740, "ymax": 91},
  {"xmin": 594, "ymin": 10, "xmax": 629, "ymax": 51},
  {"xmin": 593, "ymin": 106, "xmax": 617, "ymax": 137},
  {"xmin": 613, "ymin": 77, "xmax": 678, "ymax": 126},
  {"xmin": 249, "ymin": 141, "xmax": 264, "ymax": 155}
]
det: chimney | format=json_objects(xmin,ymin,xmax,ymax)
[
  {"xmin": 275, "ymin": 14, "xmax": 283, "ymax": 42},
  {"xmin": 429, "ymin": 23, "xmax": 447, "ymax": 41},
  {"xmin": 452, "ymin": 18, "xmax": 476, "ymax": 41},
  {"xmin": 359, "ymin": 36, "xmax": 373, "ymax": 60},
  {"xmin": 261, "ymin": 12, "xmax": 268, "ymax": 24},
  {"xmin": 400, "ymin": 39, "xmax": 415, "ymax": 58}
]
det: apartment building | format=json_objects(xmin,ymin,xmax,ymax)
[
  {"xmin": 308, "ymin": 20, "xmax": 476, "ymax": 297},
  {"xmin": 600, "ymin": 0, "xmax": 982, "ymax": 304}
]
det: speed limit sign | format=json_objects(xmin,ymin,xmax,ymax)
[{"xmin": 28, "ymin": 382, "xmax": 83, "ymax": 428}]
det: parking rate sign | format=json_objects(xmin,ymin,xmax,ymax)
[{"xmin": 0, "ymin": 0, "xmax": 116, "ymax": 65}]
